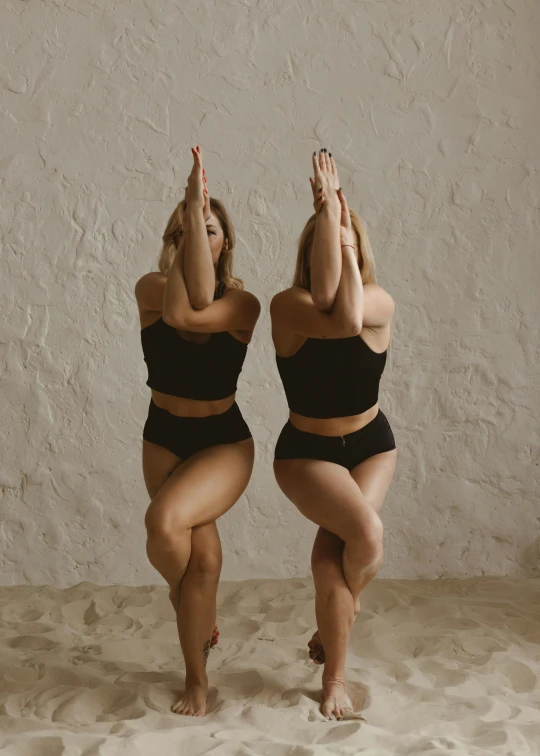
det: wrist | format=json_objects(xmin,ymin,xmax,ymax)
[
  {"xmin": 183, "ymin": 205, "xmax": 205, "ymax": 225},
  {"xmin": 341, "ymin": 244, "xmax": 358, "ymax": 258},
  {"xmin": 318, "ymin": 204, "xmax": 341, "ymax": 221},
  {"xmin": 340, "ymin": 232, "xmax": 356, "ymax": 246}
]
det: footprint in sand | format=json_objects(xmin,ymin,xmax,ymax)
[{"xmin": 6, "ymin": 636, "xmax": 59, "ymax": 651}]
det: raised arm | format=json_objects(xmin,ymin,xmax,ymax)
[
  {"xmin": 309, "ymin": 150, "xmax": 343, "ymax": 310},
  {"xmin": 271, "ymin": 241, "xmax": 363, "ymax": 346},
  {"xmin": 182, "ymin": 145, "xmax": 215, "ymax": 309},
  {"xmin": 163, "ymin": 237, "xmax": 260, "ymax": 336},
  {"xmin": 271, "ymin": 187, "xmax": 394, "ymax": 353}
]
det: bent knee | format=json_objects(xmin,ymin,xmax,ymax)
[
  {"xmin": 347, "ymin": 512, "xmax": 384, "ymax": 557},
  {"xmin": 144, "ymin": 504, "xmax": 190, "ymax": 541},
  {"xmin": 188, "ymin": 549, "xmax": 222, "ymax": 581}
]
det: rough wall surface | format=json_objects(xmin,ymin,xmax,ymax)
[{"xmin": 1, "ymin": 1, "xmax": 538, "ymax": 587}]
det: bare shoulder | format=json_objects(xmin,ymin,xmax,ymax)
[
  {"xmin": 270, "ymin": 286, "xmax": 307, "ymax": 313},
  {"xmin": 135, "ymin": 272, "xmax": 167, "ymax": 320},
  {"xmin": 222, "ymin": 288, "xmax": 261, "ymax": 339},
  {"xmin": 134, "ymin": 271, "xmax": 167, "ymax": 300},
  {"xmin": 364, "ymin": 283, "xmax": 394, "ymax": 303},
  {"xmin": 364, "ymin": 284, "xmax": 394, "ymax": 313},
  {"xmin": 224, "ymin": 287, "xmax": 261, "ymax": 314},
  {"xmin": 362, "ymin": 283, "xmax": 395, "ymax": 332}
]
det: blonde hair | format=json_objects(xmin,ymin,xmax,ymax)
[
  {"xmin": 292, "ymin": 209, "xmax": 394, "ymax": 359},
  {"xmin": 292, "ymin": 209, "xmax": 377, "ymax": 290},
  {"xmin": 158, "ymin": 198, "xmax": 244, "ymax": 294}
]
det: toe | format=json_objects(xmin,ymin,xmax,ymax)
[
  {"xmin": 173, "ymin": 699, "xmax": 187, "ymax": 715},
  {"xmin": 321, "ymin": 700, "xmax": 333, "ymax": 719}
]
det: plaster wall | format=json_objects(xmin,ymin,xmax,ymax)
[{"xmin": 1, "ymin": 0, "xmax": 538, "ymax": 586}]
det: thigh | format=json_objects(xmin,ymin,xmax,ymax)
[
  {"xmin": 273, "ymin": 458, "xmax": 377, "ymax": 541},
  {"xmin": 349, "ymin": 448, "xmax": 397, "ymax": 515},
  {"xmin": 142, "ymin": 439, "xmax": 182, "ymax": 499},
  {"xmin": 147, "ymin": 437, "xmax": 255, "ymax": 531},
  {"xmin": 143, "ymin": 441, "xmax": 224, "ymax": 569}
]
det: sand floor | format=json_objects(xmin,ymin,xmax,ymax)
[{"xmin": 1, "ymin": 576, "xmax": 539, "ymax": 755}]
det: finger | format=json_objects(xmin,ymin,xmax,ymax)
[
  {"xmin": 311, "ymin": 177, "xmax": 323, "ymax": 197},
  {"xmin": 322, "ymin": 148, "xmax": 329, "ymax": 172},
  {"xmin": 322, "ymin": 148, "xmax": 331, "ymax": 173},
  {"xmin": 312, "ymin": 151, "xmax": 322, "ymax": 177},
  {"xmin": 191, "ymin": 148, "xmax": 203, "ymax": 171}
]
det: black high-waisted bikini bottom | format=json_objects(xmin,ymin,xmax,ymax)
[
  {"xmin": 143, "ymin": 399, "xmax": 252, "ymax": 461},
  {"xmin": 274, "ymin": 409, "xmax": 396, "ymax": 471}
]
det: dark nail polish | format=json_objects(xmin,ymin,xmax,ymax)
[
  {"xmin": 313, "ymin": 151, "xmax": 316, "ymax": 156},
  {"xmin": 329, "ymin": 153, "xmax": 332, "ymax": 157}
]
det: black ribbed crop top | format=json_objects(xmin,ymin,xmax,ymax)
[
  {"xmin": 275, "ymin": 335, "xmax": 387, "ymax": 419},
  {"xmin": 141, "ymin": 317, "xmax": 248, "ymax": 400}
]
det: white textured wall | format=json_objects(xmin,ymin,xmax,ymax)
[{"xmin": 1, "ymin": 1, "xmax": 538, "ymax": 587}]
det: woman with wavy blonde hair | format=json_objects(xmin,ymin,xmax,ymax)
[
  {"xmin": 135, "ymin": 146, "xmax": 260, "ymax": 717},
  {"xmin": 271, "ymin": 149, "xmax": 397, "ymax": 721}
]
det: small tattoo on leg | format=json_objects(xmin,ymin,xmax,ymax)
[{"xmin": 203, "ymin": 639, "xmax": 211, "ymax": 666}]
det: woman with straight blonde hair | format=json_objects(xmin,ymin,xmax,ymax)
[
  {"xmin": 271, "ymin": 148, "xmax": 397, "ymax": 721},
  {"xmin": 135, "ymin": 146, "xmax": 260, "ymax": 717}
]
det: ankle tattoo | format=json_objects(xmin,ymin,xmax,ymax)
[{"xmin": 203, "ymin": 638, "xmax": 211, "ymax": 666}]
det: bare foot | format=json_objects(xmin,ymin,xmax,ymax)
[
  {"xmin": 171, "ymin": 677, "xmax": 209, "ymax": 717},
  {"xmin": 321, "ymin": 678, "xmax": 353, "ymax": 720},
  {"xmin": 308, "ymin": 630, "xmax": 325, "ymax": 665}
]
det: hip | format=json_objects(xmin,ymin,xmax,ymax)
[{"xmin": 275, "ymin": 408, "xmax": 396, "ymax": 471}]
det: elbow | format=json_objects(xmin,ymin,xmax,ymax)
[
  {"xmin": 162, "ymin": 310, "xmax": 188, "ymax": 329},
  {"xmin": 339, "ymin": 315, "xmax": 363, "ymax": 337},
  {"xmin": 311, "ymin": 291, "xmax": 336, "ymax": 312},
  {"xmin": 344, "ymin": 319, "xmax": 363, "ymax": 337},
  {"xmin": 191, "ymin": 298, "xmax": 213, "ymax": 310}
]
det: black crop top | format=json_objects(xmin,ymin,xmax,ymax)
[
  {"xmin": 276, "ymin": 335, "xmax": 387, "ymax": 419},
  {"xmin": 141, "ymin": 317, "xmax": 248, "ymax": 400}
]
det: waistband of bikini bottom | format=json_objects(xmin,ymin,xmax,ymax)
[
  {"xmin": 287, "ymin": 409, "xmax": 384, "ymax": 442},
  {"xmin": 148, "ymin": 398, "xmax": 240, "ymax": 423}
]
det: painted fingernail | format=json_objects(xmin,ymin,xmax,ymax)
[{"xmin": 329, "ymin": 152, "xmax": 332, "ymax": 157}]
